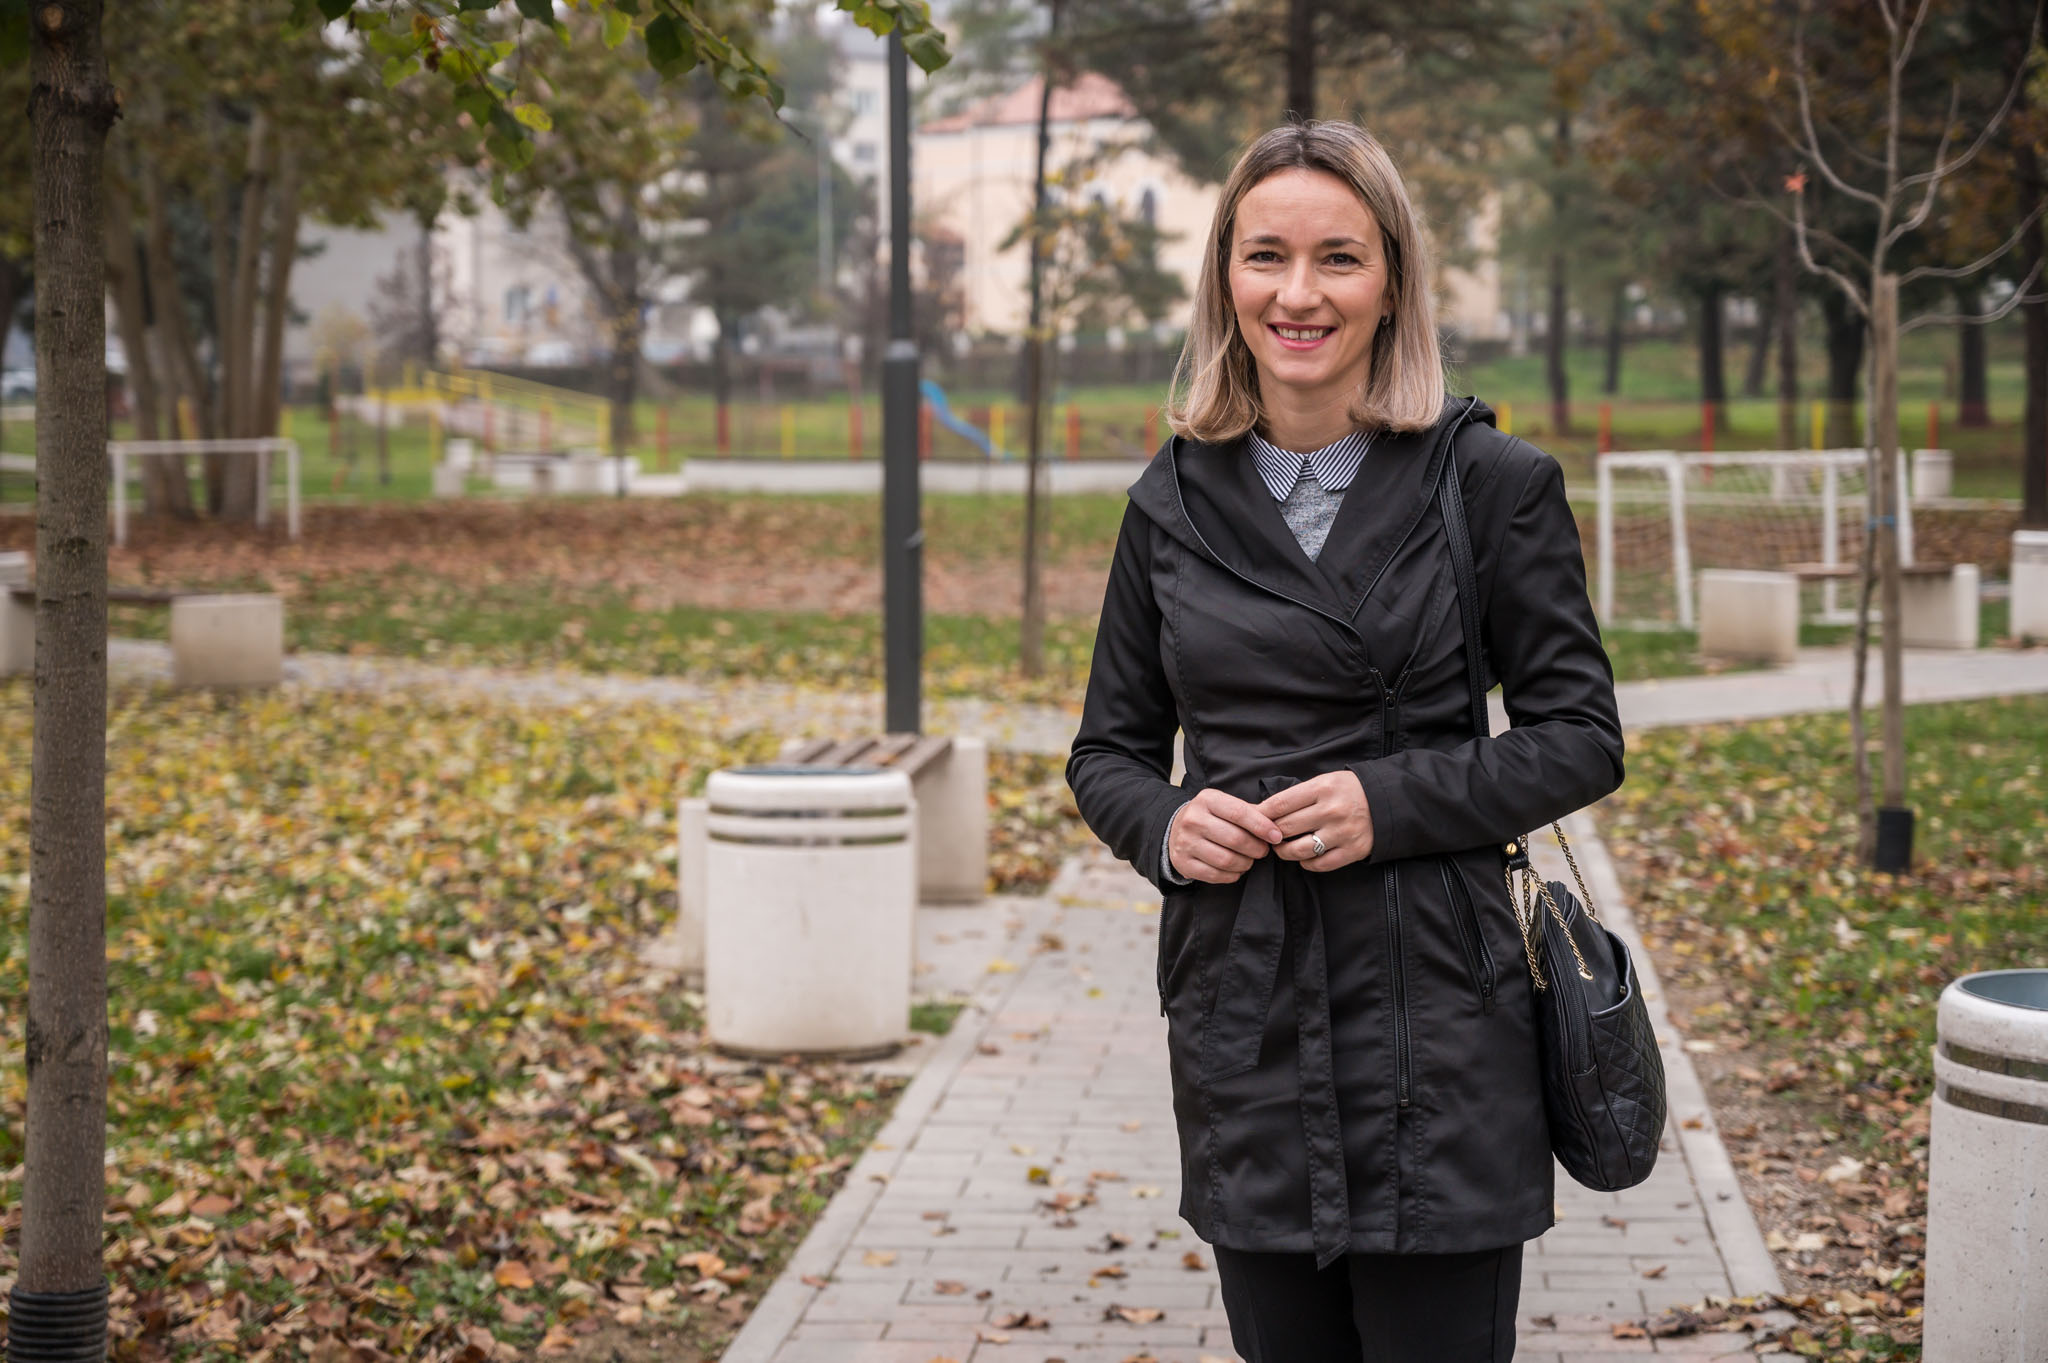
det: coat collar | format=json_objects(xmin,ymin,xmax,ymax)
[{"xmin": 1127, "ymin": 395, "xmax": 1492, "ymax": 629}]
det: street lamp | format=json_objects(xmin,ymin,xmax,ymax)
[{"xmin": 881, "ymin": 30, "xmax": 921, "ymax": 734}]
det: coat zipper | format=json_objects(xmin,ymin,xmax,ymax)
[
  {"xmin": 1374, "ymin": 670, "xmax": 1413, "ymax": 1109},
  {"xmin": 1438, "ymin": 859, "xmax": 1497, "ymax": 1015}
]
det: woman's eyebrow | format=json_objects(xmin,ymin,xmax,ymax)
[{"xmin": 1240, "ymin": 233, "xmax": 1369, "ymax": 248}]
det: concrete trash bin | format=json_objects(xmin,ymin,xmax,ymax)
[
  {"xmin": 704, "ymin": 765, "xmax": 916, "ymax": 1059},
  {"xmin": 2013, "ymin": 529, "xmax": 2048, "ymax": 641},
  {"xmin": 1924, "ymin": 969, "xmax": 2048, "ymax": 1362}
]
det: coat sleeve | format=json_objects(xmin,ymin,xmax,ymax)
[
  {"xmin": 1350, "ymin": 448, "xmax": 1624, "ymax": 862},
  {"xmin": 1066, "ymin": 504, "xmax": 1192, "ymax": 894}
]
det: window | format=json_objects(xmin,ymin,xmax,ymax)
[
  {"xmin": 851, "ymin": 89, "xmax": 879, "ymax": 116},
  {"xmin": 853, "ymin": 141, "xmax": 877, "ymax": 164},
  {"xmin": 504, "ymin": 286, "xmax": 531, "ymax": 324},
  {"xmin": 1139, "ymin": 188, "xmax": 1158, "ymax": 227}
]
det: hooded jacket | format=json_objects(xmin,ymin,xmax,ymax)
[{"xmin": 1065, "ymin": 395, "xmax": 1624, "ymax": 1264}]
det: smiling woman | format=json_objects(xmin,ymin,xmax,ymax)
[{"xmin": 1068, "ymin": 121, "xmax": 1624, "ymax": 1363}]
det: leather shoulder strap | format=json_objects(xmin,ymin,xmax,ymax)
[{"xmin": 1437, "ymin": 442, "xmax": 1490, "ymax": 744}]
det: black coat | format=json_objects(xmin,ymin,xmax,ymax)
[{"xmin": 1065, "ymin": 395, "xmax": 1624, "ymax": 1266}]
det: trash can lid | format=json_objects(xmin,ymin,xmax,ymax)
[
  {"xmin": 727, "ymin": 764, "xmax": 891, "ymax": 777},
  {"xmin": 1957, "ymin": 969, "xmax": 2048, "ymax": 1011}
]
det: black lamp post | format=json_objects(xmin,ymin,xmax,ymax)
[{"xmin": 881, "ymin": 29, "xmax": 921, "ymax": 734}]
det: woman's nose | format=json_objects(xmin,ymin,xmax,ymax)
[{"xmin": 1276, "ymin": 258, "xmax": 1321, "ymax": 313}]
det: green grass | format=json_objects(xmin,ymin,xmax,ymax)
[
  {"xmin": 1610, "ymin": 692, "xmax": 2046, "ymax": 1133},
  {"xmin": 909, "ymin": 1001, "xmax": 966, "ymax": 1035}
]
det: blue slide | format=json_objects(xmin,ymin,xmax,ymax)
[{"xmin": 919, "ymin": 379, "xmax": 1002, "ymax": 460}]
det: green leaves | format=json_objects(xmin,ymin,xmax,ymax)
[
  {"xmin": 643, "ymin": 13, "xmax": 697, "ymax": 80},
  {"xmin": 315, "ymin": 0, "xmax": 354, "ymax": 19},
  {"xmin": 903, "ymin": 29, "xmax": 948, "ymax": 73},
  {"xmin": 510, "ymin": 102, "xmax": 552, "ymax": 131},
  {"xmin": 513, "ymin": 0, "xmax": 555, "ymax": 20},
  {"xmin": 601, "ymin": 7, "xmax": 632, "ymax": 49}
]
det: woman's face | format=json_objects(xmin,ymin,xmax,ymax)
[{"xmin": 1227, "ymin": 167, "xmax": 1393, "ymax": 416}]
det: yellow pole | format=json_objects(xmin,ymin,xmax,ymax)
[
  {"xmin": 781, "ymin": 405, "xmax": 796, "ymax": 459},
  {"xmin": 1811, "ymin": 399, "xmax": 1825, "ymax": 450},
  {"xmin": 176, "ymin": 396, "xmax": 195, "ymax": 441},
  {"xmin": 990, "ymin": 403, "xmax": 1005, "ymax": 458},
  {"xmin": 1498, "ymin": 402, "xmax": 1513, "ymax": 437}
]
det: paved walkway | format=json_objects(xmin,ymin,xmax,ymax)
[
  {"xmin": 106, "ymin": 639, "xmax": 2048, "ymax": 755},
  {"xmin": 721, "ymin": 811, "xmax": 1788, "ymax": 1363}
]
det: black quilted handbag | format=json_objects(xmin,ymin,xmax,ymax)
[{"xmin": 1438, "ymin": 448, "xmax": 1667, "ymax": 1193}]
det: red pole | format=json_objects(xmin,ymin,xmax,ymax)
[
  {"xmin": 1700, "ymin": 401, "xmax": 1715, "ymax": 454},
  {"xmin": 918, "ymin": 400, "xmax": 932, "ymax": 461},
  {"xmin": 1597, "ymin": 402, "xmax": 1612, "ymax": 455},
  {"xmin": 849, "ymin": 397, "xmax": 864, "ymax": 459},
  {"xmin": 1066, "ymin": 402, "xmax": 1080, "ymax": 460},
  {"xmin": 656, "ymin": 405, "xmax": 670, "ymax": 471},
  {"xmin": 716, "ymin": 403, "xmax": 730, "ymax": 457},
  {"xmin": 1927, "ymin": 400, "xmax": 1938, "ymax": 452},
  {"xmin": 1143, "ymin": 406, "xmax": 1159, "ymax": 453}
]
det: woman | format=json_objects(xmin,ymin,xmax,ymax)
[{"xmin": 1064, "ymin": 122, "xmax": 1624, "ymax": 1362}]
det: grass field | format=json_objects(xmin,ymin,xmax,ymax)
[{"xmin": 2, "ymin": 332, "xmax": 2037, "ymax": 504}]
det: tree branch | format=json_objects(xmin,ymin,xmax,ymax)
[
  {"xmin": 1898, "ymin": 200, "xmax": 2048, "ymax": 286},
  {"xmin": 1792, "ymin": 183, "xmax": 1870, "ymax": 318},
  {"xmin": 1891, "ymin": 7, "xmax": 2040, "ymax": 200},
  {"xmin": 1791, "ymin": 2, "xmax": 1886, "ymax": 212},
  {"xmin": 1899, "ymin": 258, "xmax": 2047, "ymax": 333}
]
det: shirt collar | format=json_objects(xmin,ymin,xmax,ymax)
[{"xmin": 1247, "ymin": 427, "xmax": 1375, "ymax": 500}]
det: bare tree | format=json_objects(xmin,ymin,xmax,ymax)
[{"xmin": 1773, "ymin": 0, "xmax": 2044, "ymax": 863}]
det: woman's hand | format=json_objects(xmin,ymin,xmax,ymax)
[
  {"xmin": 1167, "ymin": 788, "xmax": 1286, "ymax": 885},
  {"xmin": 1258, "ymin": 772, "xmax": 1375, "ymax": 871}
]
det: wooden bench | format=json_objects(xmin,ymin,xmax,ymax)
[
  {"xmin": 1783, "ymin": 561, "xmax": 1981, "ymax": 650},
  {"xmin": 2, "ymin": 581, "xmax": 285, "ymax": 685},
  {"xmin": 662, "ymin": 731, "xmax": 991, "ymax": 981}
]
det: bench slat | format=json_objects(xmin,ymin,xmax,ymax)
[
  {"xmin": 818, "ymin": 736, "xmax": 882, "ymax": 766},
  {"xmin": 1783, "ymin": 561, "xmax": 1956, "ymax": 580},
  {"xmin": 863, "ymin": 733, "xmax": 922, "ymax": 766},
  {"xmin": 8, "ymin": 584, "xmax": 179, "ymax": 604},
  {"xmin": 782, "ymin": 737, "xmax": 835, "ymax": 765},
  {"xmin": 780, "ymin": 732, "xmax": 954, "ymax": 778},
  {"xmin": 893, "ymin": 734, "xmax": 954, "ymax": 779}
]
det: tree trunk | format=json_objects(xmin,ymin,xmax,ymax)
[
  {"xmin": 416, "ymin": 216, "xmax": 440, "ymax": 368},
  {"xmin": 1822, "ymin": 289, "xmax": 1864, "ymax": 449},
  {"xmin": 2022, "ymin": 140, "xmax": 2048, "ymax": 528},
  {"xmin": 213, "ymin": 115, "xmax": 273, "ymax": 522},
  {"xmin": 1870, "ymin": 273, "xmax": 1905, "ymax": 849},
  {"xmin": 142, "ymin": 161, "xmax": 210, "ymax": 442},
  {"xmin": 253, "ymin": 148, "xmax": 302, "ymax": 448},
  {"xmin": 106, "ymin": 178, "xmax": 195, "ymax": 520},
  {"xmin": 0, "ymin": 253, "xmax": 26, "ymax": 498},
  {"xmin": 1954, "ymin": 281, "xmax": 1989, "ymax": 429},
  {"xmin": 1020, "ymin": 0, "xmax": 1062, "ymax": 679},
  {"xmin": 1742, "ymin": 290, "xmax": 1772, "ymax": 399},
  {"xmin": 1697, "ymin": 279, "xmax": 1726, "ymax": 424},
  {"xmin": 1285, "ymin": 0, "xmax": 1315, "ymax": 122},
  {"xmin": 1774, "ymin": 232, "xmax": 1800, "ymax": 450},
  {"xmin": 1601, "ymin": 279, "xmax": 1625, "ymax": 396},
  {"xmin": 1545, "ymin": 249, "xmax": 1569, "ymax": 435},
  {"xmin": 16, "ymin": 3, "xmax": 116, "ymax": 1349}
]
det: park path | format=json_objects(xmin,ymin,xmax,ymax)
[
  {"xmin": 719, "ymin": 814, "xmax": 1789, "ymax": 1363},
  {"xmin": 107, "ymin": 638, "xmax": 2048, "ymax": 753}
]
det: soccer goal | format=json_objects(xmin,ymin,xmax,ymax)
[
  {"xmin": 108, "ymin": 439, "xmax": 303, "ymax": 547},
  {"xmin": 1593, "ymin": 449, "xmax": 1916, "ymax": 630}
]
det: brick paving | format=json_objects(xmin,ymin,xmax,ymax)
[{"xmin": 725, "ymin": 825, "xmax": 1789, "ymax": 1363}]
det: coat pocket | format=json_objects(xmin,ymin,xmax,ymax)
[
  {"xmin": 1157, "ymin": 887, "xmax": 1195, "ymax": 1017},
  {"xmin": 1439, "ymin": 856, "xmax": 1497, "ymax": 1015}
]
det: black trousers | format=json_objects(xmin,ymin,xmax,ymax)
[{"xmin": 1213, "ymin": 1242, "xmax": 1523, "ymax": 1363}]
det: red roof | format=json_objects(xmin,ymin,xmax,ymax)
[{"xmin": 922, "ymin": 71, "xmax": 1137, "ymax": 134}]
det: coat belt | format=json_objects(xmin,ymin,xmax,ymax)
[{"xmin": 1195, "ymin": 774, "xmax": 1351, "ymax": 1270}]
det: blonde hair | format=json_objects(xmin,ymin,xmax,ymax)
[{"xmin": 1167, "ymin": 121, "xmax": 1446, "ymax": 442}]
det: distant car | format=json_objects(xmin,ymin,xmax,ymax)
[{"xmin": 1, "ymin": 369, "xmax": 33, "ymax": 402}]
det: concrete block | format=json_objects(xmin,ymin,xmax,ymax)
[
  {"xmin": 2012, "ymin": 531, "xmax": 2048, "ymax": 642},
  {"xmin": 431, "ymin": 463, "xmax": 466, "ymax": 498},
  {"xmin": 1898, "ymin": 563, "xmax": 1978, "ymax": 650},
  {"xmin": 444, "ymin": 437, "xmax": 475, "ymax": 472},
  {"xmin": 664, "ymin": 796, "xmax": 709, "ymax": 982},
  {"xmin": 1911, "ymin": 448, "xmax": 1953, "ymax": 501},
  {"xmin": 1697, "ymin": 569, "xmax": 1799, "ymax": 665},
  {"xmin": 0, "ymin": 551, "xmax": 30, "ymax": 677},
  {"xmin": 913, "ymin": 736, "xmax": 989, "ymax": 903},
  {"xmin": 170, "ymin": 593, "xmax": 284, "ymax": 687}
]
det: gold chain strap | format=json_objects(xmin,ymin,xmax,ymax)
[{"xmin": 1506, "ymin": 822, "xmax": 1599, "ymax": 990}]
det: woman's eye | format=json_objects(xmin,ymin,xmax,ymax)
[
  {"xmin": 1245, "ymin": 249, "xmax": 1281, "ymax": 263},
  {"xmin": 1327, "ymin": 252, "xmax": 1358, "ymax": 266}
]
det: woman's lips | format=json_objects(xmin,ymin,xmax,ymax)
[{"xmin": 1268, "ymin": 323, "xmax": 1335, "ymax": 351}]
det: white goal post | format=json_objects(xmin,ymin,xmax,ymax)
[
  {"xmin": 108, "ymin": 439, "xmax": 302, "ymax": 548},
  {"xmin": 1594, "ymin": 448, "xmax": 1916, "ymax": 631}
]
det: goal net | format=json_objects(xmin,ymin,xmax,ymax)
[{"xmin": 1593, "ymin": 450, "xmax": 1914, "ymax": 630}]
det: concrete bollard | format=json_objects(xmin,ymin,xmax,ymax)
[
  {"xmin": 1911, "ymin": 448, "xmax": 1953, "ymax": 501},
  {"xmin": 170, "ymin": 594, "xmax": 284, "ymax": 687},
  {"xmin": 431, "ymin": 463, "xmax": 466, "ymax": 498},
  {"xmin": 661, "ymin": 796, "xmax": 710, "ymax": 983},
  {"xmin": 1898, "ymin": 563, "xmax": 1979, "ymax": 650},
  {"xmin": 912, "ymin": 736, "xmax": 990, "ymax": 903},
  {"xmin": 0, "ymin": 551, "xmax": 29, "ymax": 677},
  {"xmin": 1697, "ymin": 569, "xmax": 1799, "ymax": 665},
  {"xmin": 1924, "ymin": 969, "xmax": 2048, "ymax": 1362},
  {"xmin": 703, "ymin": 767, "xmax": 916, "ymax": 1059},
  {"xmin": 2012, "ymin": 531, "xmax": 2048, "ymax": 642}
]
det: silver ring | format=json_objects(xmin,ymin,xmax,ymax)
[{"xmin": 1309, "ymin": 832, "xmax": 1328, "ymax": 858}]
